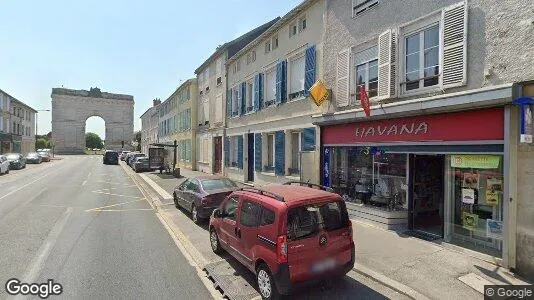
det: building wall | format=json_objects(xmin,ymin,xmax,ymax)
[
  {"xmin": 323, "ymin": 0, "xmax": 534, "ymax": 111},
  {"xmin": 225, "ymin": 0, "xmax": 324, "ymax": 184}
]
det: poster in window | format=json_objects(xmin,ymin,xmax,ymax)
[
  {"xmin": 462, "ymin": 173, "xmax": 480, "ymax": 189},
  {"xmin": 461, "ymin": 188, "xmax": 475, "ymax": 204},
  {"xmin": 462, "ymin": 212, "xmax": 478, "ymax": 231},
  {"xmin": 486, "ymin": 178, "xmax": 503, "ymax": 192},
  {"xmin": 485, "ymin": 190, "xmax": 499, "ymax": 206},
  {"xmin": 486, "ymin": 219, "xmax": 503, "ymax": 240}
]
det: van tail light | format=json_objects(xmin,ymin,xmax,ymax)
[
  {"xmin": 277, "ymin": 235, "xmax": 288, "ymax": 263},
  {"xmin": 201, "ymin": 196, "xmax": 212, "ymax": 205}
]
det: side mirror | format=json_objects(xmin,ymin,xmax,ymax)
[{"xmin": 213, "ymin": 208, "xmax": 222, "ymax": 218}]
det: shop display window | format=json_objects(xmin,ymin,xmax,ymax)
[
  {"xmin": 445, "ymin": 155, "xmax": 503, "ymax": 257},
  {"xmin": 330, "ymin": 147, "xmax": 408, "ymax": 211}
]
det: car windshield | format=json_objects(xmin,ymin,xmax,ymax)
[
  {"xmin": 201, "ymin": 178, "xmax": 238, "ymax": 191},
  {"xmin": 6, "ymin": 154, "xmax": 19, "ymax": 159},
  {"xmin": 287, "ymin": 201, "xmax": 348, "ymax": 241},
  {"xmin": 37, "ymin": 152, "xmax": 48, "ymax": 156},
  {"xmin": 27, "ymin": 153, "xmax": 39, "ymax": 156}
]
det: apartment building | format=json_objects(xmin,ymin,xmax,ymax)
[
  {"xmin": 0, "ymin": 89, "xmax": 36, "ymax": 154},
  {"xmin": 225, "ymin": 0, "xmax": 324, "ymax": 186},
  {"xmin": 169, "ymin": 79, "xmax": 198, "ymax": 170},
  {"xmin": 140, "ymin": 98, "xmax": 161, "ymax": 155},
  {"xmin": 312, "ymin": 0, "xmax": 534, "ymax": 277},
  {"xmin": 194, "ymin": 18, "xmax": 279, "ymax": 175}
]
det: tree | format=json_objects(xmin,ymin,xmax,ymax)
[
  {"xmin": 36, "ymin": 138, "xmax": 48, "ymax": 149},
  {"xmin": 86, "ymin": 132, "xmax": 104, "ymax": 149},
  {"xmin": 134, "ymin": 131, "xmax": 141, "ymax": 151}
]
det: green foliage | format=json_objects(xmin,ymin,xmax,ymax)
[
  {"xmin": 35, "ymin": 138, "xmax": 48, "ymax": 149},
  {"xmin": 134, "ymin": 131, "xmax": 141, "ymax": 151},
  {"xmin": 86, "ymin": 132, "xmax": 104, "ymax": 149}
]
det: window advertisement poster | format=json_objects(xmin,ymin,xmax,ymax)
[
  {"xmin": 486, "ymin": 219, "xmax": 503, "ymax": 240},
  {"xmin": 462, "ymin": 212, "xmax": 479, "ymax": 231},
  {"xmin": 462, "ymin": 188, "xmax": 475, "ymax": 204},
  {"xmin": 451, "ymin": 155, "xmax": 500, "ymax": 169},
  {"xmin": 485, "ymin": 178, "xmax": 502, "ymax": 206},
  {"xmin": 462, "ymin": 173, "xmax": 480, "ymax": 189}
]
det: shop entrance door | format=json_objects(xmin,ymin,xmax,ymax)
[
  {"xmin": 213, "ymin": 137, "xmax": 222, "ymax": 174},
  {"xmin": 410, "ymin": 154, "xmax": 445, "ymax": 237}
]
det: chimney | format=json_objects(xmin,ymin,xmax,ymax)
[{"xmin": 153, "ymin": 98, "xmax": 161, "ymax": 106}]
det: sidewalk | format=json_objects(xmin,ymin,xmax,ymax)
[{"xmin": 141, "ymin": 169, "xmax": 531, "ymax": 299}]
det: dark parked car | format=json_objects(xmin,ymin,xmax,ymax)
[
  {"xmin": 209, "ymin": 184, "xmax": 354, "ymax": 299},
  {"xmin": 37, "ymin": 151, "xmax": 51, "ymax": 162},
  {"xmin": 173, "ymin": 176, "xmax": 239, "ymax": 224},
  {"xmin": 128, "ymin": 153, "xmax": 146, "ymax": 167},
  {"xmin": 133, "ymin": 157, "xmax": 151, "ymax": 173},
  {"xmin": 5, "ymin": 153, "xmax": 26, "ymax": 170},
  {"xmin": 103, "ymin": 150, "xmax": 119, "ymax": 165},
  {"xmin": 25, "ymin": 152, "xmax": 42, "ymax": 164}
]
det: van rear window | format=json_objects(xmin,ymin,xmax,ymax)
[{"xmin": 287, "ymin": 201, "xmax": 348, "ymax": 241}]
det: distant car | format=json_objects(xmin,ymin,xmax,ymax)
[
  {"xmin": 5, "ymin": 153, "xmax": 26, "ymax": 170},
  {"xmin": 25, "ymin": 152, "xmax": 42, "ymax": 164},
  {"xmin": 103, "ymin": 150, "xmax": 119, "ymax": 165},
  {"xmin": 37, "ymin": 151, "xmax": 51, "ymax": 162},
  {"xmin": 173, "ymin": 176, "xmax": 239, "ymax": 224},
  {"xmin": 128, "ymin": 153, "xmax": 146, "ymax": 167},
  {"xmin": 125, "ymin": 152, "xmax": 137, "ymax": 165},
  {"xmin": 133, "ymin": 157, "xmax": 151, "ymax": 173},
  {"xmin": 0, "ymin": 155, "xmax": 10, "ymax": 174},
  {"xmin": 120, "ymin": 151, "xmax": 131, "ymax": 161}
]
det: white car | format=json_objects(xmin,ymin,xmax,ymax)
[{"xmin": 0, "ymin": 155, "xmax": 9, "ymax": 174}]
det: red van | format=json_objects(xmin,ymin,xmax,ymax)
[{"xmin": 209, "ymin": 183, "xmax": 355, "ymax": 299}]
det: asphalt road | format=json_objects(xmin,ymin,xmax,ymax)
[{"xmin": 0, "ymin": 155, "xmax": 212, "ymax": 299}]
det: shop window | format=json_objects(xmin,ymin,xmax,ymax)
[
  {"xmin": 445, "ymin": 154, "xmax": 504, "ymax": 257},
  {"xmin": 329, "ymin": 147, "xmax": 408, "ymax": 211}
]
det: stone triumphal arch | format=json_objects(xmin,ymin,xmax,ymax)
[{"xmin": 51, "ymin": 87, "xmax": 134, "ymax": 154}]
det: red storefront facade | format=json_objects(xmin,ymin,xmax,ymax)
[{"xmin": 320, "ymin": 107, "xmax": 507, "ymax": 258}]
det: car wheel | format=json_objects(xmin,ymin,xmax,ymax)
[
  {"xmin": 257, "ymin": 264, "xmax": 280, "ymax": 300},
  {"xmin": 210, "ymin": 227, "xmax": 224, "ymax": 254},
  {"xmin": 191, "ymin": 204, "xmax": 200, "ymax": 224}
]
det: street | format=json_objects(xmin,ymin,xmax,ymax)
[{"xmin": 0, "ymin": 155, "xmax": 212, "ymax": 299}]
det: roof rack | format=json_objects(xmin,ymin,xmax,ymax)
[
  {"xmin": 239, "ymin": 187, "xmax": 285, "ymax": 202},
  {"xmin": 283, "ymin": 181, "xmax": 335, "ymax": 193}
]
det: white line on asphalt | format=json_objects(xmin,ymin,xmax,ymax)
[
  {"xmin": 16, "ymin": 207, "xmax": 73, "ymax": 299},
  {"xmin": 0, "ymin": 173, "xmax": 49, "ymax": 201},
  {"xmin": 82, "ymin": 180, "xmax": 87, "ymax": 186},
  {"xmin": 138, "ymin": 173, "xmax": 173, "ymax": 200}
]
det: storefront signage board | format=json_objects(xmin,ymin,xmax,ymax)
[
  {"xmin": 322, "ymin": 108, "xmax": 504, "ymax": 144},
  {"xmin": 451, "ymin": 155, "xmax": 500, "ymax": 169},
  {"xmin": 514, "ymin": 97, "xmax": 534, "ymax": 144}
]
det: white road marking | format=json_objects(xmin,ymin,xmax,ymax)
[
  {"xmin": 0, "ymin": 173, "xmax": 49, "ymax": 201},
  {"xmin": 138, "ymin": 173, "xmax": 173, "ymax": 200},
  {"xmin": 17, "ymin": 207, "xmax": 73, "ymax": 298},
  {"xmin": 82, "ymin": 180, "xmax": 87, "ymax": 186}
]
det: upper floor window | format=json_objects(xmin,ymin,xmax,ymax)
[
  {"xmin": 289, "ymin": 22, "xmax": 298, "ymax": 38},
  {"xmin": 272, "ymin": 35, "xmax": 279, "ymax": 49},
  {"xmin": 232, "ymin": 87, "xmax": 239, "ymax": 116},
  {"xmin": 289, "ymin": 54, "xmax": 306, "ymax": 100},
  {"xmin": 265, "ymin": 40, "xmax": 271, "ymax": 53},
  {"xmin": 299, "ymin": 16, "xmax": 307, "ymax": 32},
  {"xmin": 353, "ymin": 46, "xmax": 378, "ymax": 104},
  {"xmin": 404, "ymin": 25, "xmax": 440, "ymax": 92},
  {"xmin": 353, "ymin": 0, "xmax": 379, "ymax": 17},
  {"xmin": 246, "ymin": 81, "xmax": 253, "ymax": 113},
  {"xmin": 264, "ymin": 68, "xmax": 276, "ymax": 107}
]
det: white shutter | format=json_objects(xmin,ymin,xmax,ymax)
[
  {"xmin": 377, "ymin": 29, "xmax": 397, "ymax": 100},
  {"xmin": 336, "ymin": 49, "xmax": 350, "ymax": 107},
  {"xmin": 442, "ymin": 2, "xmax": 467, "ymax": 88},
  {"xmin": 215, "ymin": 93, "xmax": 223, "ymax": 123}
]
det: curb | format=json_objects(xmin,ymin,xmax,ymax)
[
  {"xmin": 353, "ymin": 264, "xmax": 429, "ymax": 300},
  {"xmin": 135, "ymin": 169, "xmax": 430, "ymax": 300}
]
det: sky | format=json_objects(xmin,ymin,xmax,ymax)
[{"xmin": 0, "ymin": 0, "xmax": 301, "ymax": 139}]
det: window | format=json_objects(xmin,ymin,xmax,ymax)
[
  {"xmin": 287, "ymin": 202, "xmax": 348, "ymax": 241},
  {"xmin": 230, "ymin": 136, "xmax": 239, "ymax": 167},
  {"xmin": 290, "ymin": 131, "xmax": 301, "ymax": 173},
  {"xmin": 216, "ymin": 58, "xmax": 222, "ymax": 78},
  {"xmin": 233, "ymin": 63, "xmax": 238, "ymax": 74},
  {"xmin": 299, "ymin": 16, "xmax": 307, "ymax": 31},
  {"xmin": 264, "ymin": 68, "xmax": 276, "ymax": 107},
  {"xmin": 267, "ymin": 134, "xmax": 274, "ymax": 168},
  {"xmin": 201, "ymin": 178, "xmax": 237, "ymax": 191},
  {"xmin": 272, "ymin": 35, "xmax": 279, "ymax": 49},
  {"xmin": 240, "ymin": 201, "xmax": 261, "ymax": 227},
  {"xmin": 252, "ymin": 51, "xmax": 256, "ymax": 62},
  {"xmin": 246, "ymin": 53, "xmax": 251, "ymax": 65},
  {"xmin": 405, "ymin": 25, "xmax": 440, "ymax": 91},
  {"xmin": 260, "ymin": 207, "xmax": 275, "ymax": 226},
  {"xmin": 237, "ymin": 59, "xmax": 241, "ymax": 72},
  {"xmin": 186, "ymin": 179, "xmax": 199, "ymax": 191},
  {"xmin": 289, "ymin": 54, "xmax": 306, "ymax": 99},
  {"xmin": 246, "ymin": 81, "xmax": 253, "ymax": 112},
  {"xmin": 232, "ymin": 87, "xmax": 239, "ymax": 116},
  {"xmin": 353, "ymin": 0, "xmax": 379, "ymax": 17},
  {"xmin": 265, "ymin": 40, "xmax": 271, "ymax": 53},
  {"xmin": 353, "ymin": 46, "xmax": 379, "ymax": 103},
  {"xmin": 289, "ymin": 22, "xmax": 298, "ymax": 37},
  {"xmin": 223, "ymin": 197, "xmax": 239, "ymax": 221}
]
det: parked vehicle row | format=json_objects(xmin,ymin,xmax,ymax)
[
  {"xmin": 170, "ymin": 174, "xmax": 355, "ymax": 299},
  {"xmin": 0, "ymin": 150, "xmax": 53, "ymax": 175},
  {"xmin": 102, "ymin": 150, "xmax": 119, "ymax": 165}
]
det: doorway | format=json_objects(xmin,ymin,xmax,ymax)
[
  {"xmin": 247, "ymin": 134, "xmax": 254, "ymax": 182},
  {"xmin": 410, "ymin": 154, "xmax": 445, "ymax": 237},
  {"xmin": 213, "ymin": 137, "xmax": 222, "ymax": 174}
]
